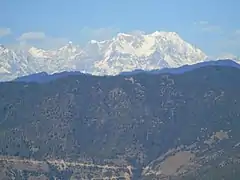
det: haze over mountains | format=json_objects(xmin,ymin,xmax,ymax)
[{"xmin": 0, "ymin": 31, "xmax": 210, "ymax": 81}]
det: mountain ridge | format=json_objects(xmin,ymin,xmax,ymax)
[
  {"xmin": 13, "ymin": 71, "xmax": 88, "ymax": 83},
  {"xmin": 120, "ymin": 59, "xmax": 240, "ymax": 75}
]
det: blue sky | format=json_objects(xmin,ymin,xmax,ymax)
[{"xmin": 0, "ymin": 0, "xmax": 240, "ymax": 56}]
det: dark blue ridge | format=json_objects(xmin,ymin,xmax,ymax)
[
  {"xmin": 13, "ymin": 59, "xmax": 240, "ymax": 83},
  {"xmin": 120, "ymin": 59, "xmax": 240, "ymax": 75},
  {"xmin": 14, "ymin": 71, "xmax": 86, "ymax": 83}
]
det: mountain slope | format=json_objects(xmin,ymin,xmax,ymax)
[
  {"xmin": 1, "ymin": 66, "xmax": 240, "ymax": 179},
  {"xmin": 0, "ymin": 31, "xmax": 207, "ymax": 81},
  {"xmin": 0, "ymin": 45, "xmax": 32, "ymax": 81}
]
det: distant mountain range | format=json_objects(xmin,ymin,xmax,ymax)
[
  {"xmin": 1, "ymin": 31, "xmax": 208, "ymax": 81},
  {"xmin": 14, "ymin": 59, "xmax": 240, "ymax": 83}
]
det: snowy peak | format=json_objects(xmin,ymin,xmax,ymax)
[
  {"xmin": 58, "ymin": 41, "xmax": 75, "ymax": 51},
  {"xmin": 56, "ymin": 42, "xmax": 83, "ymax": 58},
  {"xmin": 0, "ymin": 44, "xmax": 11, "ymax": 54},
  {"xmin": 0, "ymin": 45, "xmax": 32, "ymax": 79},
  {"xmin": 109, "ymin": 32, "xmax": 154, "ymax": 56},
  {"xmin": 92, "ymin": 31, "xmax": 207, "ymax": 74},
  {"xmin": 28, "ymin": 47, "xmax": 51, "ymax": 58},
  {"xmin": 101, "ymin": 31, "xmax": 205, "ymax": 59},
  {"xmin": 151, "ymin": 31, "xmax": 178, "ymax": 37},
  {"xmin": 28, "ymin": 42, "xmax": 83, "ymax": 59}
]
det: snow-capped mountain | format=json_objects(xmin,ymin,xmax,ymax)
[
  {"xmin": 0, "ymin": 31, "xmax": 208, "ymax": 81},
  {"xmin": 93, "ymin": 31, "xmax": 207, "ymax": 74}
]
